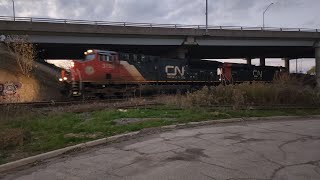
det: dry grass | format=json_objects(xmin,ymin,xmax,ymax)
[{"xmin": 158, "ymin": 76, "xmax": 320, "ymax": 109}]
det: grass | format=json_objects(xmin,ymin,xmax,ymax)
[{"xmin": 1, "ymin": 105, "xmax": 320, "ymax": 165}]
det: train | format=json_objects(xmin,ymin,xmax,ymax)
[{"xmin": 59, "ymin": 49, "xmax": 286, "ymax": 98}]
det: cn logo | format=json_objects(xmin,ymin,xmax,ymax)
[
  {"xmin": 253, "ymin": 70, "xmax": 263, "ymax": 78},
  {"xmin": 165, "ymin": 66, "xmax": 185, "ymax": 78},
  {"xmin": 85, "ymin": 66, "xmax": 95, "ymax": 75}
]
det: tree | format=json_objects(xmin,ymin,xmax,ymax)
[
  {"xmin": 4, "ymin": 35, "xmax": 35, "ymax": 77},
  {"xmin": 307, "ymin": 66, "xmax": 315, "ymax": 75}
]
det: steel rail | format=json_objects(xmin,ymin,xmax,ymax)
[
  {"xmin": 0, "ymin": 97, "xmax": 158, "ymax": 108},
  {"xmin": 1, "ymin": 99, "xmax": 318, "ymax": 110}
]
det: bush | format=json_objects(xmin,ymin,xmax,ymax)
[{"xmin": 162, "ymin": 77, "xmax": 320, "ymax": 109}]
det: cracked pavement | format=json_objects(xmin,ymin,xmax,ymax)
[{"xmin": 2, "ymin": 118, "xmax": 320, "ymax": 180}]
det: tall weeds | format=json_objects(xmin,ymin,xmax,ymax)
[{"xmin": 162, "ymin": 76, "xmax": 320, "ymax": 108}]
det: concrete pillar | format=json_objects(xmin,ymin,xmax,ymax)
[
  {"xmin": 246, "ymin": 58, "xmax": 252, "ymax": 65},
  {"xmin": 316, "ymin": 46, "xmax": 320, "ymax": 88},
  {"xmin": 176, "ymin": 48, "xmax": 188, "ymax": 59},
  {"xmin": 183, "ymin": 36, "xmax": 197, "ymax": 45},
  {"xmin": 260, "ymin": 57, "xmax": 265, "ymax": 66},
  {"xmin": 164, "ymin": 47, "xmax": 188, "ymax": 59},
  {"xmin": 283, "ymin": 58, "xmax": 290, "ymax": 73}
]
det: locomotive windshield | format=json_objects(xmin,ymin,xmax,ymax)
[{"xmin": 84, "ymin": 54, "xmax": 95, "ymax": 61}]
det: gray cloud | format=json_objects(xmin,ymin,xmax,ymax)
[{"xmin": 0, "ymin": 0, "xmax": 318, "ymax": 28}]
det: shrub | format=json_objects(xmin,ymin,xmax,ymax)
[{"xmin": 161, "ymin": 77, "xmax": 320, "ymax": 109}]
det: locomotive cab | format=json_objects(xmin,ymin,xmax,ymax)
[
  {"xmin": 59, "ymin": 49, "xmax": 122, "ymax": 97},
  {"xmin": 60, "ymin": 49, "xmax": 120, "ymax": 83}
]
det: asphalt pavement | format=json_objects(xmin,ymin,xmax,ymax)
[{"xmin": 2, "ymin": 118, "xmax": 320, "ymax": 180}]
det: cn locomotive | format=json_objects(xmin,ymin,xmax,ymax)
[{"xmin": 59, "ymin": 49, "xmax": 285, "ymax": 97}]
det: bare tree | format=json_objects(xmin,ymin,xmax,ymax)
[{"xmin": 4, "ymin": 35, "xmax": 35, "ymax": 77}]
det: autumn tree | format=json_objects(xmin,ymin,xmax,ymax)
[{"xmin": 4, "ymin": 35, "xmax": 35, "ymax": 77}]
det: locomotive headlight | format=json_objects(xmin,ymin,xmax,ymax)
[
  {"xmin": 87, "ymin": 49, "xmax": 93, "ymax": 53},
  {"xmin": 71, "ymin": 61, "xmax": 75, "ymax": 68},
  {"xmin": 63, "ymin": 77, "xmax": 68, "ymax": 81},
  {"xmin": 59, "ymin": 78, "xmax": 63, "ymax": 82},
  {"xmin": 217, "ymin": 68, "xmax": 222, "ymax": 75}
]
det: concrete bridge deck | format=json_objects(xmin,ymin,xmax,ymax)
[{"xmin": 0, "ymin": 16, "xmax": 319, "ymax": 86}]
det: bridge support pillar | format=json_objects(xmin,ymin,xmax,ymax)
[
  {"xmin": 316, "ymin": 45, "xmax": 320, "ymax": 88},
  {"xmin": 246, "ymin": 58, "xmax": 252, "ymax": 65},
  {"xmin": 260, "ymin": 58, "xmax": 265, "ymax": 66},
  {"xmin": 283, "ymin": 58, "xmax": 290, "ymax": 73},
  {"xmin": 176, "ymin": 48, "xmax": 188, "ymax": 59}
]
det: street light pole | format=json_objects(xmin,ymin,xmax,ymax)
[
  {"xmin": 12, "ymin": 0, "xmax": 15, "ymax": 21},
  {"xmin": 263, "ymin": 2, "xmax": 274, "ymax": 28},
  {"xmin": 205, "ymin": 0, "xmax": 208, "ymax": 34}
]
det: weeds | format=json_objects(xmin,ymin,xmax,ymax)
[{"xmin": 162, "ymin": 77, "xmax": 320, "ymax": 109}]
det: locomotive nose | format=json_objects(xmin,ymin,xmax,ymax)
[{"xmin": 59, "ymin": 69, "xmax": 71, "ymax": 82}]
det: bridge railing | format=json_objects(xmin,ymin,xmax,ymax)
[{"xmin": 0, "ymin": 16, "xmax": 319, "ymax": 33}]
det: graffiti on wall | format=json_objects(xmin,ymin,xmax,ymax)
[{"xmin": 0, "ymin": 82, "xmax": 22, "ymax": 102}]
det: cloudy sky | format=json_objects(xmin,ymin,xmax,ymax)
[{"xmin": 0, "ymin": 0, "xmax": 318, "ymax": 72}]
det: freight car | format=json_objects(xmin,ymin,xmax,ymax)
[{"xmin": 59, "ymin": 49, "xmax": 285, "ymax": 97}]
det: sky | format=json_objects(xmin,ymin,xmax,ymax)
[{"xmin": 0, "ymin": 0, "xmax": 318, "ymax": 72}]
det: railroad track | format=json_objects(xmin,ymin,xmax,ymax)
[
  {"xmin": 0, "ymin": 97, "xmax": 158, "ymax": 108},
  {"xmin": 1, "ymin": 98, "xmax": 318, "ymax": 110},
  {"xmin": 203, "ymin": 105, "xmax": 320, "ymax": 110}
]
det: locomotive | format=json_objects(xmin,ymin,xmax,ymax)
[{"xmin": 59, "ymin": 49, "xmax": 285, "ymax": 97}]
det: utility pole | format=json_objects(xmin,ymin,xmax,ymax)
[
  {"xmin": 263, "ymin": 2, "xmax": 274, "ymax": 28},
  {"xmin": 205, "ymin": 0, "xmax": 208, "ymax": 34},
  {"xmin": 12, "ymin": 0, "xmax": 15, "ymax": 21}
]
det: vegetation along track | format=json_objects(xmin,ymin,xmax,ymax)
[
  {"xmin": 0, "ymin": 97, "xmax": 160, "ymax": 109},
  {"xmin": 1, "ymin": 101, "xmax": 319, "ymax": 110}
]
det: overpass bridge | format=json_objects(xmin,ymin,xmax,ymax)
[{"xmin": 0, "ymin": 16, "xmax": 319, "ymax": 85}]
